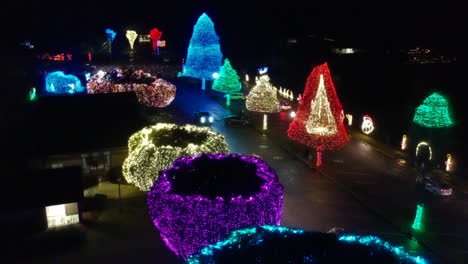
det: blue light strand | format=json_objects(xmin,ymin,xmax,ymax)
[
  {"xmin": 339, "ymin": 235, "xmax": 428, "ymax": 264},
  {"xmin": 187, "ymin": 226, "xmax": 428, "ymax": 264}
]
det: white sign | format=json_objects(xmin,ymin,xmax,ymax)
[{"xmin": 46, "ymin": 203, "xmax": 79, "ymax": 228}]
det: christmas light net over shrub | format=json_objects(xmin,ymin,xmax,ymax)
[
  {"xmin": 245, "ymin": 75, "xmax": 281, "ymax": 113},
  {"xmin": 183, "ymin": 13, "xmax": 223, "ymax": 80},
  {"xmin": 288, "ymin": 62, "xmax": 348, "ymax": 150},
  {"xmin": 147, "ymin": 153, "xmax": 283, "ymax": 260},
  {"xmin": 188, "ymin": 226, "xmax": 427, "ymax": 264},
  {"xmin": 122, "ymin": 124, "xmax": 229, "ymax": 191},
  {"xmin": 413, "ymin": 92, "xmax": 453, "ymax": 128},
  {"xmin": 212, "ymin": 58, "xmax": 242, "ymax": 94},
  {"xmin": 45, "ymin": 71, "xmax": 85, "ymax": 94},
  {"xmin": 86, "ymin": 68, "xmax": 176, "ymax": 107}
]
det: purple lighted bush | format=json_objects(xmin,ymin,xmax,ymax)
[{"xmin": 147, "ymin": 153, "xmax": 283, "ymax": 260}]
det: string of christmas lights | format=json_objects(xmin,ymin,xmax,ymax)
[
  {"xmin": 183, "ymin": 13, "xmax": 223, "ymax": 81},
  {"xmin": 212, "ymin": 58, "xmax": 241, "ymax": 94},
  {"xmin": 187, "ymin": 226, "xmax": 427, "ymax": 264},
  {"xmin": 45, "ymin": 71, "xmax": 85, "ymax": 94},
  {"xmin": 86, "ymin": 68, "xmax": 176, "ymax": 107},
  {"xmin": 122, "ymin": 124, "xmax": 229, "ymax": 191},
  {"xmin": 147, "ymin": 154, "xmax": 283, "ymax": 260},
  {"xmin": 287, "ymin": 62, "xmax": 348, "ymax": 166},
  {"xmin": 413, "ymin": 92, "xmax": 453, "ymax": 128}
]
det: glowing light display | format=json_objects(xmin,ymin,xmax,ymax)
[
  {"xmin": 86, "ymin": 68, "xmax": 176, "ymax": 107},
  {"xmin": 412, "ymin": 204, "xmax": 424, "ymax": 230},
  {"xmin": 445, "ymin": 154, "xmax": 453, "ymax": 172},
  {"xmin": 306, "ymin": 74, "xmax": 337, "ymax": 136},
  {"xmin": 246, "ymin": 75, "xmax": 280, "ymax": 130},
  {"xmin": 245, "ymin": 74, "xmax": 249, "ymax": 82},
  {"xmin": 339, "ymin": 235, "xmax": 427, "ymax": 264},
  {"xmin": 361, "ymin": 115, "xmax": 375, "ymax": 135},
  {"xmin": 147, "ymin": 154, "xmax": 283, "ymax": 260},
  {"xmin": 413, "ymin": 92, "xmax": 453, "ymax": 128},
  {"xmin": 150, "ymin": 28, "xmax": 163, "ymax": 52},
  {"xmin": 105, "ymin": 28, "xmax": 116, "ymax": 53},
  {"xmin": 290, "ymin": 111, "xmax": 296, "ymax": 118},
  {"xmin": 29, "ymin": 87, "xmax": 37, "ymax": 101},
  {"xmin": 183, "ymin": 13, "xmax": 223, "ymax": 87},
  {"xmin": 288, "ymin": 62, "xmax": 348, "ymax": 167},
  {"xmin": 401, "ymin": 134, "xmax": 408, "ymax": 150},
  {"xmin": 123, "ymin": 124, "xmax": 229, "ymax": 191},
  {"xmin": 105, "ymin": 28, "xmax": 116, "ymax": 42},
  {"xmin": 212, "ymin": 58, "xmax": 242, "ymax": 96},
  {"xmin": 45, "ymin": 71, "xmax": 85, "ymax": 94},
  {"xmin": 188, "ymin": 226, "xmax": 427, "ymax": 264},
  {"xmin": 258, "ymin": 66, "xmax": 268, "ymax": 74},
  {"xmin": 126, "ymin": 30, "xmax": 138, "ymax": 50},
  {"xmin": 416, "ymin": 141, "xmax": 432, "ymax": 160},
  {"xmin": 346, "ymin": 114, "xmax": 353, "ymax": 126}
]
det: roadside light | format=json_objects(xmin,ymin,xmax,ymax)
[
  {"xmin": 209, "ymin": 116, "xmax": 214, "ymax": 123},
  {"xmin": 200, "ymin": 117, "xmax": 206, "ymax": 123},
  {"xmin": 290, "ymin": 111, "xmax": 296, "ymax": 118}
]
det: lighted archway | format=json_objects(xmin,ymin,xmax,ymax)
[{"xmin": 416, "ymin": 141, "xmax": 432, "ymax": 160}]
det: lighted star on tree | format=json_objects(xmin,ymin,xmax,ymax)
[
  {"xmin": 246, "ymin": 75, "xmax": 281, "ymax": 130},
  {"xmin": 183, "ymin": 13, "xmax": 223, "ymax": 90},
  {"xmin": 288, "ymin": 62, "xmax": 348, "ymax": 167},
  {"xmin": 212, "ymin": 58, "xmax": 241, "ymax": 104},
  {"xmin": 413, "ymin": 92, "xmax": 453, "ymax": 128}
]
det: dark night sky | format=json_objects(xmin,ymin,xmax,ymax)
[{"xmin": 7, "ymin": 1, "xmax": 466, "ymax": 53}]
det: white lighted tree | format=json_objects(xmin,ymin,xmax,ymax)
[
  {"xmin": 306, "ymin": 74, "xmax": 337, "ymax": 135},
  {"xmin": 246, "ymin": 75, "xmax": 281, "ymax": 130}
]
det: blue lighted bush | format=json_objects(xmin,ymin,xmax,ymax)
[{"xmin": 45, "ymin": 71, "xmax": 85, "ymax": 94}]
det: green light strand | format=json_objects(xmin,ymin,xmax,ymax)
[
  {"xmin": 412, "ymin": 204, "xmax": 424, "ymax": 230},
  {"xmin": 29, "ymin": 87, "xmax": 37, "ymax": 101}
]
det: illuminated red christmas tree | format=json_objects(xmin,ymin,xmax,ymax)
[{"xmin": 287, "ymin": 62, "xmax": 348, "ymax": 167}]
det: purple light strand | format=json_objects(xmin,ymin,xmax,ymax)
[{"xmin": 147, "ymin": 153, "xmax": 283, "ymax": 260}]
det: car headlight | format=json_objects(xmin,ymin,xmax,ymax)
[
  {"xmin": 200, "ymin": 117, "xmax": 206, "ymax": 123},
  {"xmin": 209, "ymin": 116, "xmax": 214, "ymax": 123}
]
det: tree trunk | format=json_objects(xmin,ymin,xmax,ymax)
[
  {"xmin": 202, "ymin": 79, "xmax": 206, "ymax": 90},
  {"xmin": 263, "ymin": 114, "xmax": 267, "ymax": 130},
  {"xmin": 316, "ymin": 147, "xmax": 323, "ymax": 167}
]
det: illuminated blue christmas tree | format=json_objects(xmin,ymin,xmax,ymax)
[{"xmin": 183, "ymin": 13, "xmax": 223, "ymax": 89}]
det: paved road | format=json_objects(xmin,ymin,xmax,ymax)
[
  {"xmin": 171, "ymin": 81, "xmax": 437, "ymax": 262},
  {"xmin": 263, "ymin": 103, "xmax": 468, "ymax": 264}
]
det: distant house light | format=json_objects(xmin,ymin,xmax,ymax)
[
  {"xmin": 46, "ymin": 203, "xmax": 79, "ymax": 228},
  {"xmin": 333, "ymin": 48, "xmax": 355, "ymax": 54},
  {"xmin": 287, "ymin": 38, "xmax": 297, "ymax": 44}
]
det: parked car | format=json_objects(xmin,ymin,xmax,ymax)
[
  {"xmin": 195, "ymin": 111, "xmax": 214, "ymax": 125},
  {"xmin": 279, "ymin": 101, "xmax": 291, "ymax": 110},
  {"xmin": 224, "ymin": 114, "xmax": 249, "ymax": 126},
  {"xmin": 417, "ymin": 177, "xmax": 453, "ymax": 196},
  {"xmin": 225, "ymin": 92, "xmax": 246, "ymax": 100}
]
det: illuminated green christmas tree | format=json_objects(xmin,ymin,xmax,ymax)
[
  {"xmin": 413, "ymin": 92, "xmax": 453, "ymax": 128},
  {"xmin": 212, "ymin": 58, "xmax": 241, "ymax": 94}
]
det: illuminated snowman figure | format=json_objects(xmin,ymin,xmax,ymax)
[{"xmin": 361, "ymin": 115, "xmax": 374, "ymax": 135}]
